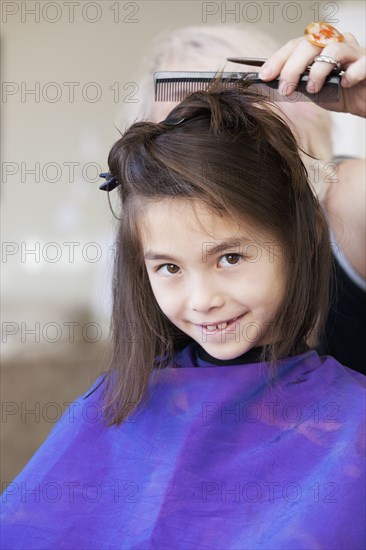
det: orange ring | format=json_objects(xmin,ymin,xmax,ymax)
[{"xmin": 305, "ymin": 22, "xmax": 344, "ymax": 48}]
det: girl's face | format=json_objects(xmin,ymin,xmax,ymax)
[{"xmin": 141, "ymin": 198, "xmax": 286, "ymax": 361}]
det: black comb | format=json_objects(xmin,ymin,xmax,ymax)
[{"xmin": 154, "ymin": 70, "xmax": 341, "ymax": 103}]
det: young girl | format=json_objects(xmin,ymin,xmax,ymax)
[
  {"xmin": 120, "ymin": 24, "xmax": 366, "ymax": 374},
  {"xmin": 1, "ymin": 80, "xmax": 365, "ymax": 549}
]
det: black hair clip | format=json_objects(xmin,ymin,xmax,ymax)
[
  {"xmin": 99, "ymin": 172, "xmax": 120, "ymax": 192},
  {"xmin": 99, "ymin": 117, "xmax": 187, "ymax": 192}
]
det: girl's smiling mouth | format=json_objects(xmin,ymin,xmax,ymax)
[{"xmin": 198, "ymin": 313, "xmax": 245, "ymax": 333}]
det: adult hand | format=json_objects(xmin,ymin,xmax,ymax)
[{"xmin": 259, "ymin": 31, "xmax": 366, "ymax": 118}]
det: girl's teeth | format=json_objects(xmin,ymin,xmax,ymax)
[{"xmin": 206, "ymin": 321, "xmax": 230, "ymax": 331}]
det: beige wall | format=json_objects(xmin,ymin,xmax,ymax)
[{"xmin": 1, "ymin": 0, "xmax": 365, "ymax": 483}]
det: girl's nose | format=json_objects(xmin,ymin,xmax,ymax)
[{"xmin": 188, "ymin": 276, "xmax": 225, "ymax": 312}]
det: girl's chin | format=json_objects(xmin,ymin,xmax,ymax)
[{"xmin": 199, "ymin": 342, "xmax": 254, "ymax": 361}]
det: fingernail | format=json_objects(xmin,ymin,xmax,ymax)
[
  {"xmin": 284, "ymin": 82, "xmax": 296, "ymax": 96},
  {"xmin": 279, "ymin": 80, "xmax": 295, "ymax": 96},
  {"xmin": 341, "ymin": 76, "xmax": 350, "ymax": 87},
  {"xmin": 278, "ymin": 80, "xmax": 285, "ymax": 96},
  {"xmin": 306, "ymin": 79, "xmax": 319, "ymax": 94},
  {"xmin": 259, "ymin": 64, "xmax": 272, "ymax": 80}
]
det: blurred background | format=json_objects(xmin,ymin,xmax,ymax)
[{"xmin": 1, "ymin": 0, "xmax": 365, "ymax": 486}]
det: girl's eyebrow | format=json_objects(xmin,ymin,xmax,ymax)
[
  {"xmin": 144, "ymin": 251, "xmax": 179, "ymax": 262},
  {"xmin": 204, "ymin": 239, "xmax": 252, "ymax": 255},
  {"xmin": 144, "ymin": 239, "xmax": 251, "ymax": 262}
]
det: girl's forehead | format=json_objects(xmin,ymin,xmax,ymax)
[{"xmin": 139, "ymin": 198, "xmax": 266, "ymax": 244}]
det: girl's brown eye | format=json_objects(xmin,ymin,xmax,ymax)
[
  {"xmin": 223, "ymin": 254, "xmax": 241, "ymax": 265},
  {"xmin": 227, "ymin": 255, "xmax": 239, "ymax": 264},
  {"xmin": 156, "ymin": 263, "xmax": 180, "ymax": 275}
]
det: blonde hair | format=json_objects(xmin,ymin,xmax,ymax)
[{"xmin": 116, "ymin": 25, "xmax": 334, "ymax": 201}]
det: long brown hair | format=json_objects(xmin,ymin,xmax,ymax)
[{"xmin": 102, "ymin": 78, "xmax": 331, "ymax": 426}]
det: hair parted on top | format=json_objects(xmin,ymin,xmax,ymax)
[{"xmin": 102, "ymin": 78, "xmax": 331, "ymax": 426}]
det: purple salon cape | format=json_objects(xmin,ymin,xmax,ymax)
[{"xmin": 1, "ymin": 344, "xmax": 365, "ymax": 549}]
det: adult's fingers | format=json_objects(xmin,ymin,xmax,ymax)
[
  {"xmin": 274, "ymin": 39, "xmax": 324, "ymax": 96},
  {"xmin": 342, "ymin": 32, "xmax": 360, "ymax": 46},
  {"xmin": 307, "ymin": 43, "xmax": 364, "ymax": 93},
  {"xmin": 258, "ymin": 37, "xmax": 306, "ymax": 80},
  {"xmin": 259, "ymin": 37, "xmax": 325, "ymax": 96},
  {"xmin": 341, "ymin": 55, "xmax": 366, "ymax": 87}
]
